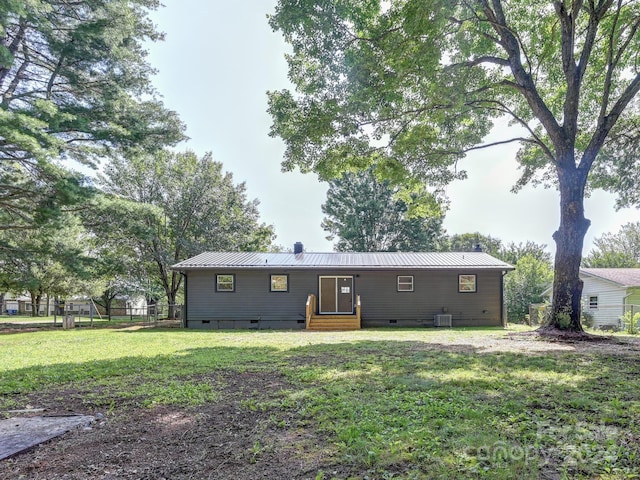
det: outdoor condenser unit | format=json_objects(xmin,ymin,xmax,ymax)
[{"xmin": 433, "ymin": 314, "xmax": 452, "ymax": 327}]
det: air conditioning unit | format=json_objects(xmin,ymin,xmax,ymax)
[{"xmin": 434, "ymin": 314, "xmax": 452, "ymax": 327}]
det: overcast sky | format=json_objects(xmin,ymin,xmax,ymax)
[{"xmin": 145, "ymin": 0, "xmax": 638, "ymax": 255}]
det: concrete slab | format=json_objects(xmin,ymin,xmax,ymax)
[{"xmin": 0, "ymin": 415, "xmax": 95, "ymax": 460}]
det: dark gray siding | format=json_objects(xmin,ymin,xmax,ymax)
[
  {"xmin": 186, "ymin": 269, "xmax": 315, "ymax": 329},
  {"xmin": 356, "ymin": 270, "xmax": 502, "ymax": 327},
  {"xmin": 185, "ymin": 268, "xmax": 504, "ymax": 329}
]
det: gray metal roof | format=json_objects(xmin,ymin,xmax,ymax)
[
  {"xmin": 581, "ymin": 268, "xmax": 640, "ymax": 287},
  {"xmin": 172, "ymin": 251, "xmax": 513, "ymax": 270}
]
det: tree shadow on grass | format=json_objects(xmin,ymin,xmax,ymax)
[{"xmin": 1, "ymin": 336, "xmax": 639, "ymax": 479}]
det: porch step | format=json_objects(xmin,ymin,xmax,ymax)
[{"xmin": 307, "ymin": 315, "xmax": 361, "ymax": 331}]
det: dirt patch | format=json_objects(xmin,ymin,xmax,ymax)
[
  {"xmin": 504, "ymin": 329, "xmax": 640, "ymax": 355},
  {"xmin": 1, "ymin": 333, "xmax": 639, "ymax": 479},
  {"xmin": 0, "ymin": 371, "xmax": 350, "ymax": 480}
]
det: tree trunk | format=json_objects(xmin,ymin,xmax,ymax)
[
  {"xmin": 30, "ymin": 292, "xmax": 37, "ymax": 317},
  {"xmin": 550, "ymin": 165, "xmax": 590, "ymax": 331},
  {"xmin": 35, "ymin": 293, "xmax": 42, "ymax": 317},
  {"xmin": 166, "ymin": 271, "xmax": 182, "ymax": 319},
  {"xmin": 167, "ymin": 292, "xmax": 177, "ymax": 319}
]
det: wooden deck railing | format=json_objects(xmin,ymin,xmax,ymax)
[
  {"xmin": 305, "ymin": 293, "xmax": 316, "ymax": 329},
  {"xmin": 306, "ymin": 293, "xmax": 361, "ymax": 329}
]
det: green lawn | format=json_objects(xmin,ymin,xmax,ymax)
[{"xmin": 1, "ymin": 326, "xmax": 639, "ymax": 479}]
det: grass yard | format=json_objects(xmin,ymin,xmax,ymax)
[{"xmin": 0, "ymin": 326, "xmax": 639, "ymax": 479}]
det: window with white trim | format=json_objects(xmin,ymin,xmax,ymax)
[
  {"xmin": 589, "ymin": 296, "xmax": 598, "ymax": 309},
  {"xmin": 397, "ymin": 275, "xmax": 414, "ymax": 292}
]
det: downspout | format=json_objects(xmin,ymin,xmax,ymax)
[
  {"xmin": 180, "ymin": 272, "xmax": 188, "ymax": 329},
  {"xmin": 501, "ymin": 270, "xmax": 508, "ymax": 328}
]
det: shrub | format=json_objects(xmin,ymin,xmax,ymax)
[
  {"xmin": 581, "ymin": 311, "xmax": 595, "ymax": 329},
  {"xmin": 619, "ymin": 311, "xmax": 640, "ymax": 335}
]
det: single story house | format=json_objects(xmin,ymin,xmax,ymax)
[
  {"xmin": 579, "ymin": 268, "xmax": 640, "ymax": 328},
  {"xmin": 1, "ymin": 294, "xmax": 56, "ymax": 316},
  {"xmin": 1, "ymin": 294, "xmax": 148, "ymax": 317},
  {"xmin": 171, "ymin": 244, "xmax": 513, "ymax": 330}
]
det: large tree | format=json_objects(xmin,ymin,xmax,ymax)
[
  {"xmin": 80, "ymin": 194, "xmax": 153, "ymax": 319},
  {"xmin": 0, "ymin": 0, "xmax": 185, "ymax": 229},
  {"xmin": 583, "ymin": 221, "xmax": 640, "ymax": 267},
  {"xmin": 0, "ymin": 212, "xmax": 90, "ymax": 315},
  {"xmin": 99, "ymin": 150, "xmax": 275, "ymax": 316},
  {"xmin": 321, "ymin": 168, "xmax": 445, "ymax": 251},
  {"xmin": 268, "ymin": 0, "xmax": 640, "ymax": 332}
]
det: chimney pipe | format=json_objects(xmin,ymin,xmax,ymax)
[{"xmin": 294, "ymin": 242, "xmax": 304, "ymax": 254}]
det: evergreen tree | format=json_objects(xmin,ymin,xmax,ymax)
[
  {"xmin": 0, "ymin": 0, "xmax": 185, "ymax": 228},
  {"xmin": 321, "ymin": 169, "xmax": 445, "ymax": 251}
]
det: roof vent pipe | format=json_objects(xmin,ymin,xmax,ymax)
[{"xmin": 294, "ymin": 242, "xmax": 304, "ymax": 254}]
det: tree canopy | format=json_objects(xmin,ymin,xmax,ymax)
[
  {"xmin": 98, "ymin": 150, "xmax": 275, "ymax": 314},
  {"xmin": 583, "ymin": 222, "xmax": 640, "ymax": 267},
  {"xmin": 0, "ymin": 212, "xmax": 90, "ymax": 315},
  {"xmin": 505, "ymin": 254, "xmax": 554, "ymax": 323},
  {"xmin": 321, "ymin": 168, "xmax": 445, "ymax": 251},
  {"xmin": 268, "ymin": 0, "xmax": 640, "ymax": 332},
  {"xmin": 444, "ymin": 233, "xmax": 503, "ymax": 257},
  {"xmin": 0, "ymin": 0, "xmax": 185, "ymax": 229}
]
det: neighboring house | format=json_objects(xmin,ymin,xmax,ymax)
[
  {"xmin": 171, "ymin": 244, "xmax": 513, "ymax": 330},
  {"xmin": 1, "ymin": 294, "xmax": 55, "ymax": 316},
  {"xmin": 66, "ymin": 295, "xmax": 149, "ymax": 317},
  {"xmin": 1, "ymin": 294, "xmax": 148, "ymax": 317},
  {"xmin": 580, "ymin": 268, "xmax": 640, "ymax": 328}
]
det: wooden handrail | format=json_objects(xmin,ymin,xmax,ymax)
[
  {"xmin": 306, "ymin": 293, "xmax": 362, "ymax": 330},
  {"xmin": 305, "ymin": 293, "xmax": 316, "ymax": 329}
]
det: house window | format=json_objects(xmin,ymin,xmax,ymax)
[
  {"xmin": 216, "ymin": 274, "xmax": 235, "ymax": 292},
  {"xmin": 459, "ymin": 274, "xmax": 477, "ymax": 293},
  {"xmin": 270, "ymin": 274, "xmax": 289, "ymax": 292},
  {"xmin": 397, "ymin": 275, "xmax": 414, "ymax": 292},
  {"xmin": 589, "ymin": 296, "xmax": 598, "ymax": 309}
]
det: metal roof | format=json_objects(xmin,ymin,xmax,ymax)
[
  {"xmin": 172, "ymin": 251, "xmax": 513, "ymax": 270},
  {"xmin": 581, "ymin": 268, "xmax": 640, "ymax": 287}
]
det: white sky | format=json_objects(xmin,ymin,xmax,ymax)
[{"xmin": 145, "ymin": 0, "xmax": 639, "ymax": 255}]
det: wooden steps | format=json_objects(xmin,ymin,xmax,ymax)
[
  {"xmin": 305, "ymin": 293, "xmax": 361, "ymax": 331},
  {"xmin": 306, "ymin": 315, "xmax": 361, "ymax": 331}
]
